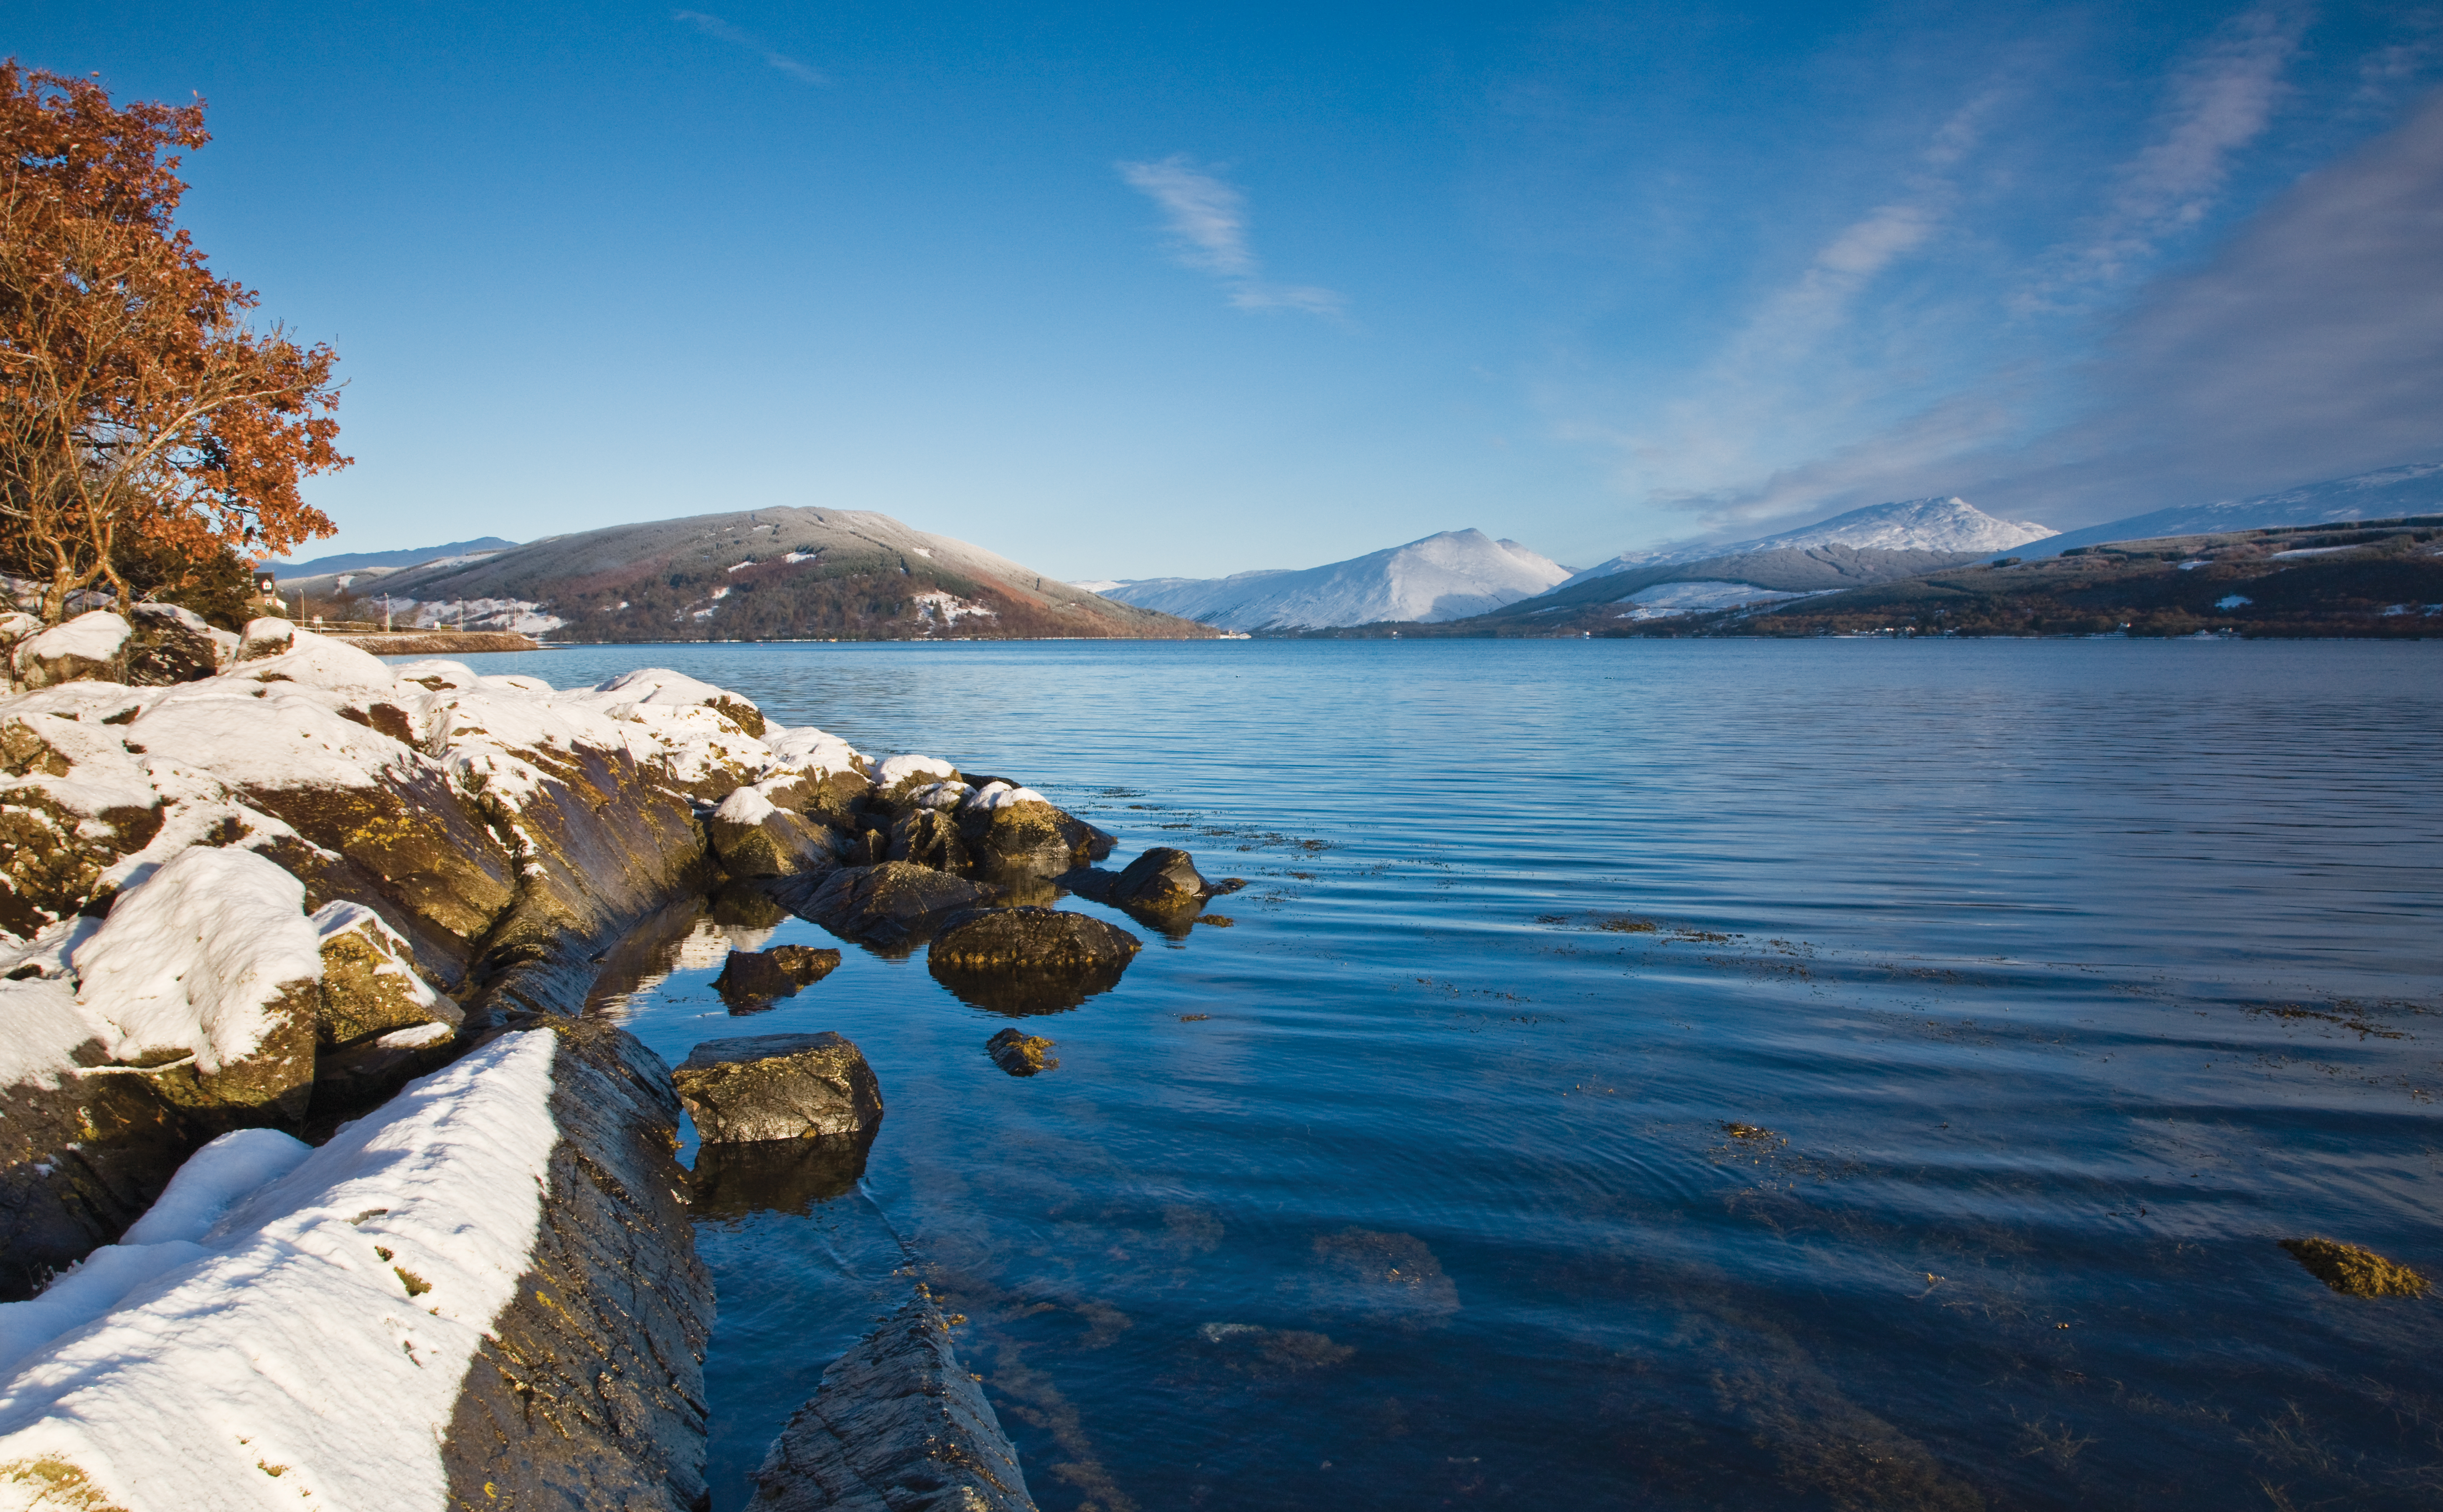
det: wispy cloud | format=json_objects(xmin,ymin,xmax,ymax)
[
  {"xmin": 2038, "ymin": 5, "xmax": 2303, "ymax": 297},
  {"xmin": 1594, "ymin": 94, "xmax": 2004, "ymax": 526},
  {"xmin": 674, "ymin": 10, "xmax": 828, "ymax": 86},
  {"xmin": 1116, "ymin": 155, "xmax": 1344, "ymax": 317}
]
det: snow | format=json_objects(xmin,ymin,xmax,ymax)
[
  {"xmin": 761, "ymin": 725, "xmax": 865, "ymax": 780},
  {"xmin": 2024, "ymin": 459, "xmax": 2443, "ymax": 558},
  {"xmin": 2216, "ymin": 594, "xmax": 2253, "ymax": 609},
  {"xmin": 910, "ymin": 780, "xmax": 972, "ymax": 811},
  {"xmin": 584, "ymin": 668, "xmax": 743, "ymax": 712},
  {"xmin": 783, "ymin": 551, "xmax": 816, "ymax": 564},
  {"xmin": 728, "ymin": 561, "xmax": 757, "ymax": 573},
  {"xmin": 15, "ymin": 611, "xmax": 130, "ymax": 669},
  {"xmin": 1097, "ymin": 529, "xmax": 1570, "ymax": 630},
  {"xmin": 0, "ymin": 974, "xmax": 102, "ymax": 1092},
  {"xmin": 71, "ymin": 848, "xmax": 322, "ymax": 1074},
  {"xmin": 2176, "ymin": 560, "xmax": 2209, "ymax": 570},
  {"xmin": 911, "ymin": 591, "xmax": 994, "ymax": 625},
  {"xmin": 1555, "ymin": 497, "xmax": 2057, "ymax": 589},
  {"xmin": 1612, "ymin": 581, "xmax": 1829, "ymax": 619},
  {"xmin": 1068, "ymin": 579, "xmax": 1125, "ymax": 594},
  {"xmin": 961, "ymin": 780, "xmax": 1049, "ymax": 812},
  {"xmin": 0, "ymin": 1032, "xmax": 558, "ymax": 1512},
  {"xmin": 375, "ymin": 1021, "xmax": 453, "ymax": 1049},
  {"xmin": 385, "ymin": 597, "xmax": 565, "ymax": 635},
  {"xmin": 873, "ymin": 753, "xmax": 957, "ymax": 792},
  {"xmin": 2270, "ymin": 545, "xmax": 2360, "ymax": 558},
  {"xmin": 713, "ymin": 783, "xmax": 778, "ymax": 825}
]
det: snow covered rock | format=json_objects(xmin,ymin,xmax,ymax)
[
  {"xmin": 709, "ymin": 777, "xmax": 848, "ymax": 879},
  {"xmin": 8, "ymin": 611, "xmax": 131, "ymax": 692},
  {"xmin": 70, "ymin": 847, "xmax": 327, "ymax": 1122},
  {"xmin": 311, "ymin": 900, "xmax": 455, "ymax": 1048},
  {"xmin": 743, "ymin": 1289, "xmax": 1037, "ymax": 1512},
  {"xmin": 959, "ymin": 784, "xmax": 1114, "ymax": 878},
  {"xmin": 0, "ymin": 697, "xmax": 164, "ymax": 938},
  {"xmin": 0, "ymin": 1019, "xmax": 715, "ymax": 1512},
  {"xmin": 673, "ymin": 1032, "xmax": 883, "ymax": 1145}
]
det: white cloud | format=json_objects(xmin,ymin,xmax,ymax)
[
  {"xmin": 1117, "ymin": 155, "xmax": 1343, "ymax": 317},
  {"xmin": 674, "ymin": 10, "xmax": 828, "ymax": 86}
]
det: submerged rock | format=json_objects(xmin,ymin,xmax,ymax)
[
  {"xmin": 2280, "ymin": 1236, "xmax": 2431, "ymax": 1298},
  {"xmin": 712, "ymin": 945, "xmax": 843, "ymax": 1010},
  {"xmin": 782, "ymin": 861, "xmax": 999, "ymax": 951},
  {"xmin": 673, "ymin": 1032, "xmax": 884, "ymax": 1144},
  {"xmin": 690, "ymin": 1126, "xmax": 876, "ymax": 1219},
  {"xmin": 744, "ymin": 1289, "xmax": 1038, "ymax": 1512},
  {"xmin": 985, "ymin": 1027, "xmax": 1057, "ymax": 1076}
]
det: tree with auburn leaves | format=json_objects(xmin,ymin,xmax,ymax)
[{"xmin": 0, "ymin": 61, "xmax": 346, "ymax": 624}]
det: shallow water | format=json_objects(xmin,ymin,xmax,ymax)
[{"xmin": 445, "ymin": 639, "xmax": 2443, "ymax": 1510}]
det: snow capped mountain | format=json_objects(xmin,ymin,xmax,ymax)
[
  {"xmin": 1091, "ymin": 530, "xmax": 1572, "ymax": 630},
  {"xmin": 2022, "ymin": 461, "xmax": 2443, "ymax": 557},
  {"xmin": 1553, "ymin": 497, "xmax": 2057, "ymax": 590}
]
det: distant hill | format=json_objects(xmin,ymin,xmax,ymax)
[
  {"xmin": 269, "ymin": 538, "xmax": 517, "ymax": 579},
  {"xmin": 2024, "ymin": 462, "xmax": 2443, "ymax": 558},
  {"xmin": 1092, "ymin": 529, "xmax": 1570, "ymax": 629},
  {"xmin": 283, "ymin": 507, "xmax": 1213, "ymax": 642},
  {"xmin": 1638, "ymin": 515, "xmax": 2443, "ymax": 638},
  {"xmin": 1555, "ymin": 497, "xmax": 2056, "ymax": 588}
]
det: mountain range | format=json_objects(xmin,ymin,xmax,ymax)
[
  {"xmin": 1088, "ymin": 529, "xmax": 1569, "ymax": 631},
  {"xmin": 284, "ymin": 507, "xmax": 1210, "ymax": 641},
  {"xmin": 272, "ymin": 459, "xmax": 2439, "ymax": 642},
  {"xmin": 2021, "ymin": 462, "xmax": 2443, "ymax": 558},
  {"xmin": 268, "ymin": 538, "xmax": 517, "ymax": 578}
]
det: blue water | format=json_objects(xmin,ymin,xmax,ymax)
[{"xmin": 445, "ymin": 639, "xmax": 2443, "ymax": 1509}]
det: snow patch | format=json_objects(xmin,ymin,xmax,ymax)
[
  {"xmin": 0, "ymin": 1032, "xmax": 558, "ymax": 1512},
  {"xmin": 2216, "ymin": 594, "xmax": 2253, "ymax": 609}
]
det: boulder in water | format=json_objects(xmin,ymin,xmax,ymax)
[
  {"xmin": 673, "ymin": 1032, "xmax": 883, "ymax": 1144},
  {"xmin": 927, "ymin": 907, "xmax": 1140, "ymax": 1017},
  {"xmin": 712, "ymin": 945, "xmax": 842, "ymax": 1010},
  {"xmin": 744, "ymin": 1289, "xmax": 1038, "ymax": 1512},
  {"xmin": 781, "ymin": 861, "xmax": 998, "ymax": 951}
]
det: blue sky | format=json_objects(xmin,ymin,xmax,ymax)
[{"xmin": 19, "ymin": 1, "xmax": 2443, "ymax": 576}]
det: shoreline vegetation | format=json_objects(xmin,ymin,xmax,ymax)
[{"xmin": 0, "ymin": 612, "xmax": 1225, "ymax": 1508}]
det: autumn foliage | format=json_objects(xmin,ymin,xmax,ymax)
[{"xmin": 0, "ymin": 61, "xmax": 345, "ymax": 622}]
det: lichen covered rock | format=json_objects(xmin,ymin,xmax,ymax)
[
  {"xmin": 985, "ymin": 1027, "xmax": 1057, "ymax": 1076},
  {"xmin": 673, "ymin": 1032, "xmax": 884, "ymax": 1144},
  {"xmin": 2281, "ymin": 1236, "xmax": 2431, "ymax": 1298},
  {"xmin": 927, "ymin": 907, "xmax": 1140, "ymax": 1016}
]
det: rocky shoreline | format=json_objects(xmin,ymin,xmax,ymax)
[{"xmin": 0, "ymin": 609, "xmax": 1211, "ymax": 1509}]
